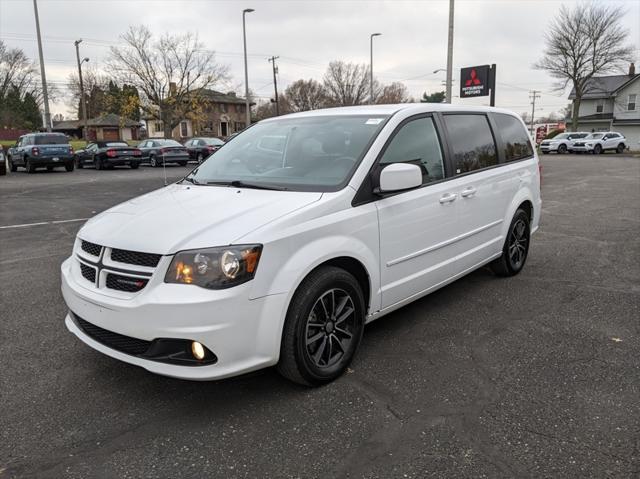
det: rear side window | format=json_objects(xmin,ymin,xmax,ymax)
[
  {"xmin": 34, "ymin": 135, "xmax": 69, "ymax": 145},
  {"xmin": 443, "ymin": 114, "xmax": 497, "ymax": 174},
  {"xmin": 493, "ymin": 113, "xmax": 533, "ymax": 162},
  {"xmin": 380, "ymin": 117, "xmax": 444, "ymax": 184}
]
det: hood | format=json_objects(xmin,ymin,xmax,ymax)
[{"xmin": 79, "ymin": 183, "xmax": 322, "ymax": 254}]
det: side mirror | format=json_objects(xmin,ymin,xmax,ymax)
[{"xmin": 379, "ymin": 163, "xmax": 422, "ymax": 193}]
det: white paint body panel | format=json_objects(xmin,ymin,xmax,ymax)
[{"xmin": 61, "ymin": 103, "xmax": 541, "ymax": 381}]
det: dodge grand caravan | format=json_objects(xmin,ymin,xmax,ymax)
[{"xmin": 61, "ymin": 104, "xmax": 541, "ymax": 386}]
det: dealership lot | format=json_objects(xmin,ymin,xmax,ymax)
[{"xmin": 1, "ymin": 156, "xmax": 639, "ymax": 478}]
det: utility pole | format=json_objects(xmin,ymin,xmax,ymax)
[
  {"xmin": 74, "ymin": 39, "xmax": 89, "ymax": 140},
  {"xmin": 529, "ymin": 90, "xmax": 541, "ymax": 138},
  {"xmin": 268, "ymin": 56, "xmax": 280, "ymax": 116},
  {"xmin": 445, "ymin": 0, "xmax": 455, "ymax": 104},
  {"xmin": 242, "ymin": 8, "xmax": 255, "ymax": 128},
  {"xmin": 369, "ymin": 33, "xmax": 382, "ymax": 104},
  {"xmin": 32, "ymin": 0, "xmax": 51, "ymax": 131}
]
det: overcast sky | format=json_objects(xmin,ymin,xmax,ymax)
[{"xmin": 1, "ymin": 0, "xmax": 638, "ymax": 119}]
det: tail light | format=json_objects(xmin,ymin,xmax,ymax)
[
  {"xmin": 31, "ymin": 147, "xmax": 40, "ymax": 156},
  {"xmin": 69, "ymin": 146, "xmax": 74, "ymax": 154},
  {"xmin": 133, "ymin": 149, "xmax": 142, "ymax": 156},
  {"xmin": 160, "ymin": 148, "xmax": 167, "ymax": 154},
  {"xmin": 106, "ymin": 149, "xmax": 117, "ymax": 158}
]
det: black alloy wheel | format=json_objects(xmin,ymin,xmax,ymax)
[
  {"xmin": 594, "ymin": 144, "xmax": 602, "ymax": 155},
  {"xmin": 197, "ymin": 153, "xmax": 204, "ymax": 164},
  {"xmin": 616, "ymin": 143, "xmax": 625, "ymax": 154},
  {"xmin": 557, "ymin": 144, "xmax": 567, "ymax": 154},
  {"xmin": 490, "ymin": 208, "xmax": 531, "ymax": 277},
  {"xmin": 25, "ymin": 158, "xmax": 35, "ymax": 173},
  {"xmin": 278, "ymin": 266, "xmax": 365, "ymax": 386},
  {"xmin": 150, "ymin": 155, "xmax": 158, "ymax": 167}
]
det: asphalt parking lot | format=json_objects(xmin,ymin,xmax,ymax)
[{"xmin": 1, "ymin": 156, "xmax": 639, "ymax": 478}]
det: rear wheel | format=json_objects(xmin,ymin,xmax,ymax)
[
  {"xmin": 197, "ymin": 153, "xmax": 204, "ymax": 164},
  {"xmin": 490, "ymin": 208, "xmax": 531, "ymax": 277},
  {"xmin": 25, "ymin": 158, "xmax": 35, "ymax": 173},
  {"xmin": 95, "ymin": 158, "xmax": 103, "ymax": 170},
  {"xmin": 593, "ymin": 144, "xmax": 602, "ymax": 155},
  {"xmin": 616, "ymin": 143, "xmax": 625, "ymax": 154},
  {"xmin": 65, "ymin": 162, "xmax": 74, "ymax": 172},
  {"xmin": 179, "ymin": 161, "xmax": 187, "ymax": 167},
  {"xmin": 46, "ymin": 165, "xmax": 54, "ymax": 172},
  {"xmin": 150, "ymin": 155, "xmax": 159, "ymax": 167},
  {"xmin": 9, "ymin": 156, "xmax": 17, "ymax": 172},
  {"xmin": 130, "ymin": 162, "xmax": 139, "ymax": 169},
  {"xmin": 75, "ymin": 156, "xmax": 83, "ymax": 169},
  {"xmin": 278, "ymin": 266, "xmax": 365, "ymax": 387}
]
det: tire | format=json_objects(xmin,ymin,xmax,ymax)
[
  {"xmin": 557, "ymin": 144, "xmax": 567, "ymax": 154},
  {"xmin": 277, "ymin": 266, "xmax": 365, "ymax": 387},
  {"xmin": 593, "ymin": 144, "xmax": 602, "ymax": 155},
  {"xmin": 9, "ymin": 156, "xmax": 17, "ymax": 172},
  {"xmin": 75, "ymin": 156, "xmax": 83, "ymax": 169},
  {"xmin": 616, "ymin": 143, "xmax": 625, "ymax": 154},
  {"xmin": 197, "ymin": 153, "xmax": 204, "ymax": 164},
  {"xmin": 130, "ymin": 162, "xmax": 139, "ymax": 169},
  {"xmin": 490, "ymin": 208, "xmax": 531, "ymax": 277},
  {"xmin": 65, "ymin": 162, "xmax": 74, "ymax": 172},
  {"xmin": 541, "ymin": 151, "xmax": 549, "ymax": 155},
  {"xmin": 25, "ymin": 158, "xmax": 35, "ymax": 173},
  {"xmin": 95, "ymin": 158, "xmax": 102, "ymax": 170},
  {"xmin": 150, "ymin": 155, "xmax": 159, "ymax": 167},
  {"xmin": 46, "ymin": 165, "xmax": 54, "ymax": 172},
  {"xmin": 179, "ymin": 161, "xmax": 187, "ymax": 167},
  {"xmin": 0, "ymin": 158, "xmax": 6, "ymax": 176}
]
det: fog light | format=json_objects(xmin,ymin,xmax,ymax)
[{"xmin": 191, "ymin": 341, "xmax": 205, "ymax": 360}]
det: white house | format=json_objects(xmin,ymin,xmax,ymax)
[{"xmin": 568, "ymin": 63, "xmax": 639, "ymax": 147}]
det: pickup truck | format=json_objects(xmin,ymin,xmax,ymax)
[{"xmin": 7, "ymin": 133, "xmax": 75, "ymax": 173}]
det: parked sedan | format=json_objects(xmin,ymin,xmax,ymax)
[
  {"xmin": 184, "ymin": 137, "xmax": 225, "ymax": 163},
  {"xmin": 137, "ymin": 139, "xmax": 189, "ymax": 167},
  {"xmin": 75, "ymin": 141, "xmax": 142, "ymax": 170}
]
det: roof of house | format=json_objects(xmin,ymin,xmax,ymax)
[
  {"xmin": 199, "ymin": 89, "xmax": 249, "ymax": 104},
  {"xmin": 568, "ymin": 74, "xmax": 639, "ymax": 100},
  {"xmin": 52, "ymin": 114, "xmax": 141, "ymax": 130}
]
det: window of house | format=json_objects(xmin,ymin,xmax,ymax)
[
  {"xmin": 493, "ymin": 113, "xmax": 534, "ymax": 162},
  {"xmin": 220, "ymin": 104, "xmax": 227, "ymax": 113},
  {"xmin": 238, "ymin": 104, "xmax": 245, "ymax": 114},
  {"xmin": 180, "ymin": 121, "xmax": 188, "ymax": 137},
  {"xmin": 154, "ymin": 122, "xmax": 163, "ymax": 132},
  {"xmin": 235, "ymin": 122, "xmax": 246, "ymax": 132},
  {"xmin": 596, "ymin": 99, "xmax": 604, "ymax": 113},
  {"xmin": 628, "ymin": 94, "xmax": 637, "ymax": 111},
  {"xmin": 379, "ymin": 117, "xmax": 444, "ymax": 185},
  {"xmin": 442, "ymin": 114, "xmax": 498, "ymax": 174}
]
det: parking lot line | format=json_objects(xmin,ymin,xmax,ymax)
[{"xmin": 0, "ymin": 218, "xmax": 89, "ymax": 230}]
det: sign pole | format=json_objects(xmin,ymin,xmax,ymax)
[{"xmin": 489, "ymin": 63, "xmax": 496, "ymax": 107}]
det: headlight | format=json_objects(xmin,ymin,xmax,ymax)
[
  {"xmin": 585, "ymin": 142, "xmax": 593, "ymax": 147},
  {"xmin": 165, "ymin": 245, "xmax": 262, "ymax": 289}
]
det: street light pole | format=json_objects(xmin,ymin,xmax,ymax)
[
  {"xmin": 445, "ymin": 0, "xmax": 455, "ymax": 104},
  {"xmin": 242, "ymin": 8, "xmax": 255, "ymax": 128},
  {"xmin": 74, "ymin": 39, "xmax": 89, "ymax": 141},
  {"xmin": 32, "ymin": 0, "xmax": 51, "ymax": 131},
  {"xmin": 370, "ymin": 33, "xmax": 381, "ymax": 105}
]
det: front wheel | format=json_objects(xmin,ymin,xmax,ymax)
[
  {"xmin": 197, "ymin": 153, "xmax": 204, "ymax": 164},
  {"xmin": 557, "ymin": 144, "xmax": 567, "ymax": 154},
  {"xmin": 490, "ymin": 209, "xmax": 531, "ymax": 277},
  {"xmin": 616, "ymin": 143, "xmax": 625, "ymax": 154},
  {"xmin": 25, "ymin": 158, "xmax": 35, "ymax": 173},
  {"xmin": 9, "ymin": 156, "xmax": 17, "ymax": 172},
  {"xmin": 278, "ymin": 266, "xmax": 365, "ymax": 387},
  {"xmin": 593, "ymin": 144, "xmax": 602, "ymax": 155}
]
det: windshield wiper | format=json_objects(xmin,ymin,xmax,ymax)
[
  {"xmin": 181, "ymin": 176, "xmax": 201, "ymax": 185},
  {"xmin": 205, "ymin": 180, "xmax": 287, "ymax": 191}
]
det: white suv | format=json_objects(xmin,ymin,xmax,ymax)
[
  {"xmin": 570, "ymin": 132, "xmax": 627, "ymax": 154},
  {"xmin": 539, "ymin": 132, "xmax": 589, "ymax": 154},
  {"xmin": 61, "ymin": 104, "xmax": 541, "ymax": 386}
]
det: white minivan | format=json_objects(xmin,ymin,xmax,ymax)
[{"xmin": 61, "ymin": 104, "xmax": 541, "ymax": 386}]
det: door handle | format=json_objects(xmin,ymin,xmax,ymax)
[
  {"xmin": 439, "ymin": 193, "xmax": 457, "ymax": 204},
  {"xmin": 460, "ymin": 186, "xmax": 477, "ymax": 198}
]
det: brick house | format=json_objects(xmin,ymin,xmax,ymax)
[
  {"xmin": 145, "ymin": 90, "xmax": 252, "ymax": 140},
  {"xmin": 52, "ymin": 113, "xmax": 142, "ymax": 141},
  {"xmin": 567, "ymin": 63, "xmax": 639, "ymax": 146}
]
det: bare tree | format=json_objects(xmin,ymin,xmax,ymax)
[
  {"xmin": 285, "ymin": 79, "xmax": 327, "ymax": 112},
  {"xmin": 535, "ymin": 3, "xmax": 634, "ymax": 131},
  {"xmin": 0, "ymin": 40, "xmax": 39, "ymax": 103},
  {"xmin": 108, "ymin": 26, "xmax": 229, "ymax": 137},
  {"xmin": 376, "ymin": 82, "xmax": 410, "ymax": 104},
  {"xmin": 323, "ymin": 61, "xmax": 380, "ymax": 106}
]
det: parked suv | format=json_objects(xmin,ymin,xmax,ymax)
[
  {"xmin": 8, "ymin": 133, "xmax": 74, "ymax": 173},
  {"xmin": 570, "ymin": 132, "xmax": 626, "ymax": 154},
  {"xmin": 61, "ymin": 104, "xmax": 541, "ymax": 386},
  {"xmin": 539, "ymin": 132, "xmax": 589, "ymax": 154}
]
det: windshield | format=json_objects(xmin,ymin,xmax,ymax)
[
  {"xmin": 187, "ymin": 115, "xmax": 389, "ymax": 191},
  {"xmin": 554, "ymin": 133, "xmax": 569, "ymax": 140},
  {"xmin": 204, "ymin": 138, "xmax": 225, "ymax": 146},
  {"xmin": 156, "ymin": 139, "xmax": 183, "ymax": 147},
  {"xmin": 34, "ymin": 135, "xmax": 69, "ymax": 145},
  {"xmin": 587, "ymin": 133, "xmax": 603, "ymax": 139}
]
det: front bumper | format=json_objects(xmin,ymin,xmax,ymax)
[
  {"xmin": 61, "ymin": 257, "xmax": 288, "ymax": 380},
  {"xmin": 539, "ymin": 143, "xmax": 558, "ymax": 152}
]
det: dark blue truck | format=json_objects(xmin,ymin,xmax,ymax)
[{"xmin": 7, "ymin": 133, "xmax": 74, "ymax": 173}]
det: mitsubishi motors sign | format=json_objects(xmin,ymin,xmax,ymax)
[{"xmin": 460, "ymin": 65, "xmax": 491, "ymax": 98}]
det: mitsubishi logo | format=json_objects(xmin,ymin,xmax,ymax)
[{"xmin": 465, "ymin": 69, "xmax": 482, "ymax": 87}]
